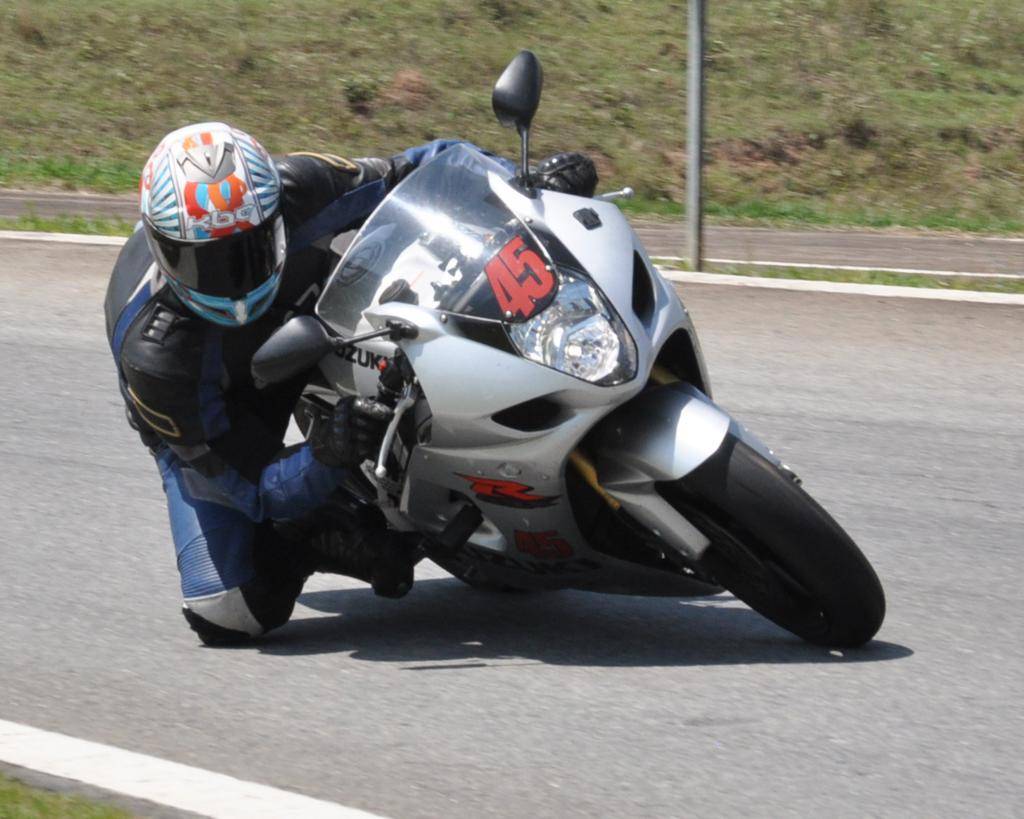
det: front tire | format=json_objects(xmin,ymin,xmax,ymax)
[{"xmin": 659, "ymin": 437, "xmax": 885, "ymax": 646}]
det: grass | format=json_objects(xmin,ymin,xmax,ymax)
[
  {"xmin": 654, "ymin": 259, "xmax": 1024, "ymax": 294},
  {"xmin": 0, "ymin": 0, "xmax": 1021, "ymax": 234},
  {"xmin": 0, "ymin": 157, "xmax": 138, "ymax": 194},
  {"xmin": 0, "ymin": 772, "xmax": 131, "ymax": 818},
  {"xmin": 0, "ymin": 215, "xmax": 134, "ymax": 236}
]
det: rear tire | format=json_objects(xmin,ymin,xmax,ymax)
[{"xmin": 659, "ymin": 437, "xmax": 885, "ymax": 647}]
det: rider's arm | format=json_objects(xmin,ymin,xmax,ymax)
[{"xmin": 120, "ymin": 302, "xmax": 346, "ymax": 523}]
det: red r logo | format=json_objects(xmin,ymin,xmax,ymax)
[{"xmin": 456, "ymin": 475, "xmax": 559, "ymax": 508}]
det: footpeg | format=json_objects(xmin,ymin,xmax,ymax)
[{"xmin": 432, "ymin": 505, "xmax": 483, "ymax": 557}]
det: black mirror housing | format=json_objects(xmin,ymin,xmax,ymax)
[
  {"xmin": 492, "ymin": 50, "xmax": 543, "ymax": 133},
  {"xmin": 251, "ymin": 315, "xmax": 334, "ymax": 387}
]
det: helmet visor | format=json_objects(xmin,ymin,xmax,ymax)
[{"xmin": 145, "ymin": 215, "xmax": 286, "ymax": 299}]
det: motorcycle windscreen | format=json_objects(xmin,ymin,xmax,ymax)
[{"xmin": 317, "ymin": 144, "xmax": 559, "ymax": 336}]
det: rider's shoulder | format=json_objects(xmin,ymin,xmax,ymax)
[
  {"xmin": 278, "ymin": 151, "xmax": 361, "ymax": 174},
  {"xmin": 274, "ymin": 151, "xmax": 378, "ymax": 230},
  {"xmin": 120, "ymin": 291, "xmax": 204, "ymax": 386},
  {"xmin": 110, "ymin": 229, "xmax": 152, "ymax": 279},
  {"xmin": 275, "ymin": 152, "xmax": 364, "ymax": 192}
]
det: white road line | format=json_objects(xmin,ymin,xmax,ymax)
[
  {"xmin": 0, "ymin": 718, "xmax": 387, "ymax": 819},
  {"xmin": 658, "ymin": 268, "xmax": 1024, "ymax": 306},
  {"xmin": 654, "ymin": 256, "xmax": 1024, "ymax": 279},
  {"xmin": 0, "ymin": 229, "xmax": 129, "ymax": 246}
]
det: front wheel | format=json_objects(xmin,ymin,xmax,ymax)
[{"xmin": 658, "ymin": 438, "xmax": 885, "ymax": 647}]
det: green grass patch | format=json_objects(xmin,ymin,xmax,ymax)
[
  {"xmin": 0, "ymin": 215, "xmax": 134, "ymax": 236},
  {"xmin": 654, "ymin": 259, "xmax": 1024, "ymax": 294},
  {"xmin": 0, "ymin": 156, "xmax": 139, "ymax": 193},
  {"xmin": 0, "ymin": 0, "xmax": 1022, "ymax": 233},
  {"xmin": 0, "ymin": 772, "xmax": 131, "ymax": 818}
]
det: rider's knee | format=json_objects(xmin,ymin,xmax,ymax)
[
  {"xmin": 181, "ymin": 587, "xmax": 264, "ymax": 646},
  {"xmin": 181, "ymin": 576, "xmax": 302, "ymax": 646}
]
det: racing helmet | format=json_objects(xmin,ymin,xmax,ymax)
[{"xmin": 140, "ymin": 122, "xmax": 285, "ymax": 326}]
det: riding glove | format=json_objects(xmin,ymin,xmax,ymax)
[
  {"xmin": 532, "ymin": 152, "xmax": 599, "ymax": 197},
  {"xmin": 310, "ymin": 396, "xmax": 391, "ymax": 469}
]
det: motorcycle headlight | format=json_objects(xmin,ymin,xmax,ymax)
[{"xmin": 508, "ymin": 272, "xmax": 637, "ymax": 385}]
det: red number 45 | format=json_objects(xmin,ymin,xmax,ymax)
[
  {"xmin": 515, "ymin": 530, "xmax": 573, "ymax": 560},
  {"xmin": 485, "ymin": 235, "xmax": 555, "ymax": 320}
]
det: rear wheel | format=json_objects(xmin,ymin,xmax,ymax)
[{"xmin": 659, "ymin": 437, "xmax": 885, "ymax": 646}]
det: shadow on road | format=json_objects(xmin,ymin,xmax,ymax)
[{"xmin": 255, "ymin": 578, "xmax": 911, "ymax": 667}]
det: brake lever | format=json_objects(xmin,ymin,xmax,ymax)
[{"xmin": 373, "ymin": 383, "xmax": 417, "ymax": 480}]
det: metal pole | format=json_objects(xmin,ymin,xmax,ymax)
[{"xmin": 686, "ymin": 0, "xmax": 706, "ymax": 270}]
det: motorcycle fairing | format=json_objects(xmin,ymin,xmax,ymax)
[{"xmin": 316, "ymin": 145, "xmax": 732, "ymax": 592}]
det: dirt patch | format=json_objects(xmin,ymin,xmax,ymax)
[
  {"xmin": 660, "ymin": 149, "xmax": 687, "ymax": 197},
  {"xmin": 712, "ymin": 133, "xmax": 821, "ymax": 167},
  {"xmin": 586, "ymin": 150, "xmax": 617, "ymax": 185},
  {"xmin": 382, "ymin": 69, "xmax": 434, "ymax": 110},
  {"xmin": 15, "ymin": 6, "xmax": 47, "ymax": 46},
  {"xmin": 937, "ymin": 125, "xmax": 1017, "ymax": 152},
  {"xmin": 841, "ymin": 118, "xmax": 877, "ymax": 149},
  {"xmin": 663, "ymin": 149, "xmax": 686, "ymax": 173}
]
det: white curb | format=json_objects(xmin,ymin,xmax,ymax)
[
  {"xmin": 0, "ymin": 718, "xmax": 387, "ymax": 819},
  {"xmin": 0, "ymin": 229, "xmax": 129, "ymax": 246}
]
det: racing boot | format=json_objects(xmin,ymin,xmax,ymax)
[{"xmin": 308, "ymin": 527, "xmax": 421, "ymax": 599}]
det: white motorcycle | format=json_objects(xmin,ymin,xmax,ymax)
[{"xmin": 254, "ymin": 51, "xmax": 885, "ymax": 647}]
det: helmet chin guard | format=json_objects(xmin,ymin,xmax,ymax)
[{"xmin": 166, "ymin": 268, "xmax": 282, "ymax": 327}]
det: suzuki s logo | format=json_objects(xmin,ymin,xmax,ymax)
[{"xmin": 186, "ymin": 204, "xmax": 257, "ymax": 232}]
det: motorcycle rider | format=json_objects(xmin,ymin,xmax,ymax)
[{"xmin": 104, "ymin": 122, "xmax": 597, "ymax": 646}]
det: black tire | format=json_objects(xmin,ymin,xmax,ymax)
[{"xmin": 659, "ymin": 437, "xmax": 885, "ymax": 647}]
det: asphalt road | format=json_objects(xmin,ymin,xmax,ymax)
[
  {"xmin": 1, "ymin": 237, "xmax": 1022, "ymax": 817},
  {"xmin": 3, "ymin": 189, "xmax": 1022, "ymax": 274}
]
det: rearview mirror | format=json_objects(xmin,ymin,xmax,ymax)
[
  {"xmin": 251, "ymin": 315, "xmax": 334, "ymax": 387},
  {"xmin": 492, "ymin": 50, "xmax": 543, "ymax": 181},
  {"xmin": 492, "ymin": 50, "xmax": 543, "ymax": 132}
]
